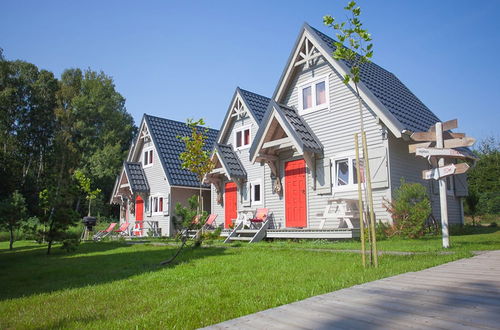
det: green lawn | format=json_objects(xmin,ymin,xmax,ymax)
[{"xmin": 0, "ymin": 228, "xmax": 498, "ymax": 329}]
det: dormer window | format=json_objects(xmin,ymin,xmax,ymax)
[
  {"xmin": 143, "ymin": 147, "xmax": 154, "ymax": 168},
  {"xmin": 299, "ymin": 77, "xmax": 329, "ymax": 115},
  {"xmin": 235, "ymin": 126, "xmax": 251, "ymax": 150}
]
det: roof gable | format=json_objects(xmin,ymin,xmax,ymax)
[
  {"xmin": 144, "ymin": 114, "xmax": 219, "ymax": 187},
  {"xmin": 273, "ymin": 23, "xmax": 442, "ymax": 136},
  {"xmin": 217, "ymin": 88, "xmax": 271, "ymax": 143}
]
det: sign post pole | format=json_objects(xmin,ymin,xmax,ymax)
[{"xmin": 436, "ymin": 122, "xmax": 450, "ymax": 248}]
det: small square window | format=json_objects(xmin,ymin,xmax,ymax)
[
  {"xmin": 235, "ymin": 127, "xmax": 251, "ymax": 149},
  {"xmin": 302, "ymin": 86, "xmax": 312, "ymax": 109},
  {"xmin": 244, "ymin": 129, "xmax": 250, "ymax": 146}
]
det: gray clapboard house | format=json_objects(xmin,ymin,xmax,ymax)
[
  {"xmin": 207, "ymin": 23, "xmax": 467, "ymax": 240},
  {"xmin": 111, "ymin": 114, "xmax": 218, "ymax": 237}
]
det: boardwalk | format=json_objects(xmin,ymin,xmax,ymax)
[{"xmin": 204, "ymin": 250, "xmax": 500, "ymax": 329}]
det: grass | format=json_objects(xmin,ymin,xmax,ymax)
[{"xmin": 1, "ymin": 227, "xmax": 499, "ymax": 329}]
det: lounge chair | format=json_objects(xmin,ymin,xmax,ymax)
[
  {"xmin": 93, "ymin": 222, "xmax": 117, "ymax": 241},
  {"xmin": 114, "ymin": 222, "xmax": 130, "ymax": 237},
  {"xmin": 249, "ymin": 208, "xmax": 269, "ymax": 228},
  {"xmin": 203, "ymin": 214, "xmax": 218, "ymax": 230}
]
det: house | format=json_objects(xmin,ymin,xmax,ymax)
[
  {"xmin": 111, "ymin": 114, "xmax": 218, "ymax": 237},
  {"xmin": 206, "ymin": 23, "xmax": 467, "ymax": 239}
]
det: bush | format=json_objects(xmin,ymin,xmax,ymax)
[
  {"xmin": 384, "ymin": 179, "xmax": 431, "ymax": 239},
  {"xmin": 490, "ymin": 222, "xmax": 498, "ymax": 228},
  {"xmin": 61, "ymin": 239, "xmax": 80, "ymax": 252}
]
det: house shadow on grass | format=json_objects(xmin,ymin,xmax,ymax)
[{"xmin": 0, "ymin": 241, "xmax": 228, "ymax": 301}]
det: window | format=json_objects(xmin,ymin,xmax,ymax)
[
  {"xmin": 446, "ymin": 176, "xmax": 454, "ymax": 196},
  {"xmin": 143, "ymin": 147, "xmax": 154, "ymax": 167},
  {"xmin": 235, "ymin": 126, "xmax": 251, "ymax": 149},
  {"xmin": 150, "ymin": 195, "xmax": 167, "ymax": 215},
  {"xmin": 333, "ymin": 155, "xmax": 365, "ymax": 190},
  {"xmin": 299, "ymin": 77, "xmax": 329, "ymax": 114},
  {"xmin": 252, "ymin": 180, "xmax": 262, "ymax": 205}
]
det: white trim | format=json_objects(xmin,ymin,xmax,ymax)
[
  {"xmin": 234, "ymin": 124, "xmax": 252, "ymax": 151},
  {"xmin": 330, "ymin": 151, "xmax": 364, "ymax": 193},
  {"xmin": 297, "ymin": 75, "xmax": 330, "ymax": 115},
  {"xmin": 170, "ymin": 185, "xmax": 211, "ymax": 191}
]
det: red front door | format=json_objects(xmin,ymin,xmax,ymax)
[
  {"xmin": 135, "ymin": 196, "xmax": 144, "ymax": 235},
  {"xmin": 224, "ymin": 182, "xmax": 237, "ymax": 228},
  {"xmin": 285, "ymin": 159, "xmax": 307, "ymax": 228}
]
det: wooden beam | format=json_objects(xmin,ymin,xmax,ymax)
[
  {"xmin": 409, "ymin": 137, "xmax": 475, "ymax": 153},
  {"xmin": 428, "ymin": 119, "xmax": 458, "ymax": 132},
  {"xmin": 415, "ymin": 147, "xmax": 478, "ymax": 160},
  {"xmin": 257, "ymin": 153, "xmax": 278, "ymax": 161},
  {"xmin": 422, "ymin": 163, "xmax": 470, "ymax": 180},
  {"xmin": 262, "ymin": 137, "xmax": 293, "ymax": 149},
  {"xmin": 410, "ymin": 131, "xmax": 465, "ymax": 142}
]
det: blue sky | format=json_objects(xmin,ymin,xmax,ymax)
[{"xmin": 1, "ymin": 0, "xmax": 499, "ymax": 141}]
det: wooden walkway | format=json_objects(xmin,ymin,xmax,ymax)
[{"xmin": 204, "ymin": 250, "xmax": 500, "ymax": 329}]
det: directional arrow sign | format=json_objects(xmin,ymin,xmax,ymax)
[
  {"xmin": 415, "ymin": 147, "xmax": 478, "ymax": 160},
  {"xmin": 410, "ymin": 131, "xmax": 465, "ymax": 142},
  {"xmin": 409, "ymin": 137, "xmax": 475, "ymax": 153},
  {"xmin": 422, "ymin": 163, "xmax": 470, "ymax": 180},
  {"xmin": 428, "ymin": 119, "xmax": 458, "ymax": 132}
]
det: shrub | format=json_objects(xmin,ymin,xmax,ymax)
[
  {"xmin": 490, "ymin": 222, "xmax": 498, "ymax": 228},
  {"xmin": 384, "ymin": 179, "xmax": 431, "ymax": 238},
  {"xmin": 61, "ymin": 239, "xmax": 80, "ymax": 252}
]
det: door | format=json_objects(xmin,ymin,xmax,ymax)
[
  {"xmin": 224, "ymin": 182, "xmax": 237, "ymax": 228},
  {"xmin": 285, "ymin": 159, "xmax": 307, "ymax": 227},
  {"xmin": 135, "ymin": 195, "xmax": 144, "ymax": 236}
]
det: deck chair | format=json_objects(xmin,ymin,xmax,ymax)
[
  {"xmin": 203, "ymin": 214, "xmax": 218, "ymax": 230},
  {"xmin": 114, "ymin": 222, "xmax": 130, "ymax": 237},
  {"xmin": 93, "ymin": 222, "xmax": 117, "ymax": 241},
  {"xmin": 249, "ymin": 208, "xmax": 269, "ymax": 228}
]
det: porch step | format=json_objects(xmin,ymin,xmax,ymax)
[
  {"xmin": 235, "ymin": 229, "xmax": 258, "ymax": 235},
  {"xmin": 229, "ymin": 236, "xmax": 252, "ymax": 241}
]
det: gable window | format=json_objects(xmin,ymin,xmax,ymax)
[
  {"xmin": 143, "ymin": 148, "xmax": 154, "ymax": 168},
  {"xmin": 332, "ymin": 155, "xmax": 365, "ymax": 190},
  {"xmin": 235, "ymin": 126, "xmax": 251, "ymax": 150},
  {"xmin": 299, "ymin": 77, "xmax": 329, "ymax": 114}
]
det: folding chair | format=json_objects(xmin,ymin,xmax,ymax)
[{"xmin": 93, "ymin": 223, "xmax": 117, "ymax": 241}]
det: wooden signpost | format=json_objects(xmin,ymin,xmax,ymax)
[{"xmin": 409, "ymin": 119, "xmax": 476, "ymax": 248}]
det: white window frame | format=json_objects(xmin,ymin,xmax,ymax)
[
  {"xmin": 251, "ymin": 179, "xmax": 263, "ymax": 205},
  {"xmin": 331, "ymin": 152, "xmax": 364, "ymax": 192},
  {"xmin": 234, "ymin": 125, "xmax": 252, "ymax": 150},
  {"xmin": 150, "ymin": 194, "xmax": 166, "ymax": 215},
  {"xmin": 143, "ymin": 146, "xmax": 154, "ymax": 168},
  {"xmin": 298, "ymin": 76, "xmax": 329, "ymax": 115}
]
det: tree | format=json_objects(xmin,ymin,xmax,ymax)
[
  {"xmin": 0, "ymin": 191, "xmax": 28, "ymax": 250},
  {"xmin": 74, "ymin": 169, "xmax": 101, "ymax": 217},
  {"xmin": 467, "ymin": 136, "xmax": 500, "ymax": 215},
  {"xmin": 178, "ymin": 118, "xmax": 214, "ymax": 218},
  {"xmin": 465, "ymin": 189, "xmax": 480, "ymax": 226},
  {"xmin": 324, "ymin": 0, "xmax": 378, "ymax": 266}
]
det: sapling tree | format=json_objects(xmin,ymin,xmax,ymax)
[
  {"xmin": 178, "ymin": 118, "xmax": 214, "ymax": 220},
  {"xmin": 0, "ymin": 191, "xmax": 28, "ymax": 250},
  {"xmin": 74, "ymin": 169, "xmax": 101, "ymax": 217},
  {"xmin": 324, "ymin": 0, "xmax": 378, "ymax": 266}
]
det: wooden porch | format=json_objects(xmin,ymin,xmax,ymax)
[{"xmin": 220, "ymin": 227, "xmax": 360, "ymax": 241}]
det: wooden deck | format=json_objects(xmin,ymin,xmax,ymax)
[
  {"xmin": 220, "ymin": 228, "xmax": 359, "ymax": 240},
  {"xmin": 203, "ymin": 250, "xmax": 500, "ymax": 329}
]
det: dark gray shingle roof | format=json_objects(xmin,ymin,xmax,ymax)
[
  {"xmin": 215, "ymin": 143, "xmax": 247, "ymax": 179},
  {"xmin": 124, "ymin": 162, "xmax": 150, "ymax": 192},
  {"xmin": 278, "ymin": 104, "xmax": 323, "ymax": 153},
  {"xmin": 144, "ymin": 115, "xmax": 219, "ymax": 187},
  {"xmin": 309, "ymin": 26, "xmax": 440, "ymax": 133},
  {"xmin": 239, "ymin": 88, "xmax": 271, "ymax": 124}
]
